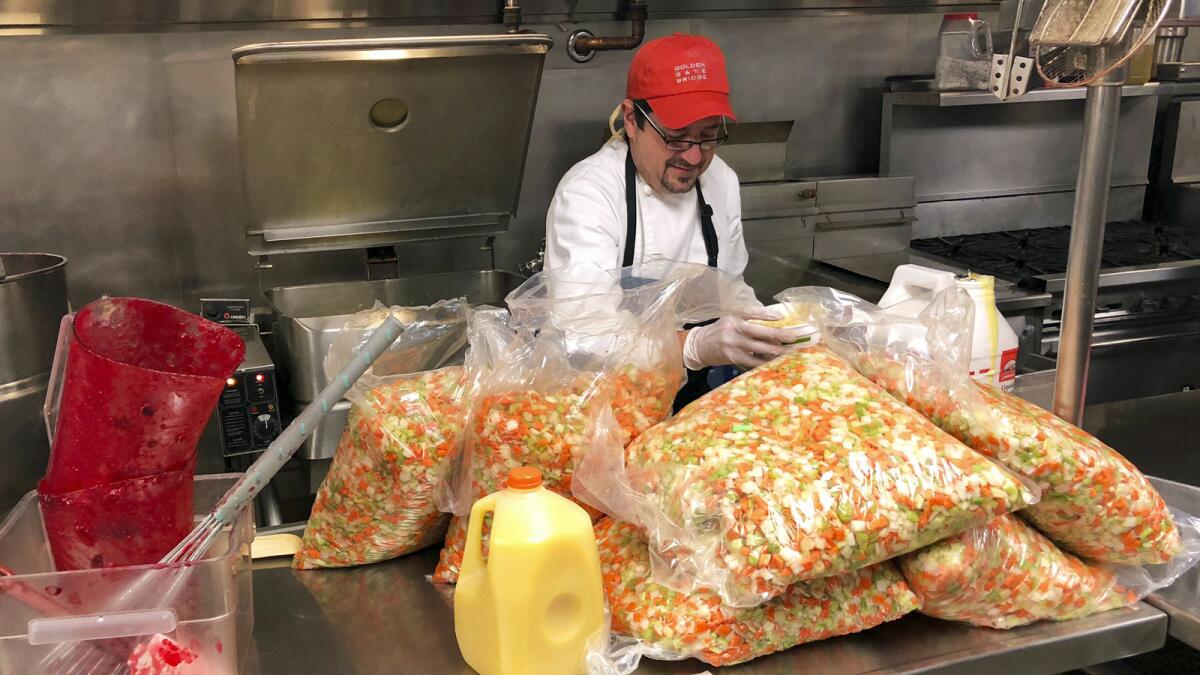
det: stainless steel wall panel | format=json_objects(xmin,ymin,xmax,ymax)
[
  {"xmin": 882, "ymin": 95, "xmax": 1157, "ymax": 202},
  {"xmin": 0, "ymin": 14, "xmax": 1165, "ymax": 313},
  {"xmin": 695, "ymin": 14, "xmax": 948, "ymax": 179},
  {"xmin": 910, "ymin": 185, "xmax": 1147, "ymax": 237},
  {"xmin": 160, "ymin": 29, "xmax": 274, "ymax": 304},
  {"xmin": 0, "ymin": 34, "xmax": 182, "ymax": 308},
  {"xmin": 0, "ymin": 1, "xmax": 1002, "ymax": 34},
  {"xmin": 1171, "ymin": 100, "xmax": 1200, "ymax": 184}
]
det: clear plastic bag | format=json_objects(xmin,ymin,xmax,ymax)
[
  {"xmin": 587, "ymin": 518, "xmax": 920, "ymax": 669},
  {"xmin": 294, "ymin": 300, "xmax": 471, "ymax": 569},
  {"xmin": 432, "ymin": 262, "xmax": 756, "ymax": 584},
  {"xmin": 577, "ymin": 342, "xmax": 1040, "ymax": 607},
  {"xmin": 429, "ymin": 325, "xmax": 616, "ymax": 583},
  {"xmin": 780, "ymin": 285, "xmax": 1183, "ymax": 565},
  {"xmin": 899, "ymin": 509, "xmax": 1200, "ymax": 629},
  {"xmin": 507, "ymin": 260, "xmax": 759, "ymax": 445}
]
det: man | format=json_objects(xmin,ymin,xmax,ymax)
[{"xmin": 544, "ymin": 33, "xmax": 794, "ymax": 405}]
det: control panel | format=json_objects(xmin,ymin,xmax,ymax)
[
  {"xmin": 200, "ymin": 300, "xmax": 282, "ymax": 459},
  {"xmin": 200, "ymin": 298, "xmax": 252, "ymax": 325},
  {"xmin": 217, "ymin": 367, "xmax": 281, "ymax": 456}
]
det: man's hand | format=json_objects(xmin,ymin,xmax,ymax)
[{"xmin": 682, "ymin": 307, "xmax": 797, "ymax": 370}]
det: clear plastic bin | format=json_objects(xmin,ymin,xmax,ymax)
[
  {"xmin": 935, "ymin": 12, "xmax": 994, "ymax": 91},
  {"xmin": 0, "ymin": 474, "xmax": 253, "ymax": 674}
]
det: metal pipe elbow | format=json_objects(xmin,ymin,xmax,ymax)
[{"xmin": 567, "ymin": 2, "xmax": 647, "ymax": 63}]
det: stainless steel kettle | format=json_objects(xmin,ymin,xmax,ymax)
[{"xmin": 0, "ymin": 253, "xmax": 68, "ymax": 512}]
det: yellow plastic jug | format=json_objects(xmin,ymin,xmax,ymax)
[{"xmin": 454, "ymin": 467, "xmax": 605, "ymax": 675}]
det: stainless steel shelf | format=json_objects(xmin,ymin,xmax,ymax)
[{"xmin": 887, "ymin": 81, "xmax": 1200, "ymax": 107}]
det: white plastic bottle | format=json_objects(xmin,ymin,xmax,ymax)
[
  {"xmin": 957, "ymin": 273, "xmax": 1019, "ymax": 390},
  {"xmin": 878, "ymin": 264, "xmax": 1019, "ymax": 391}
]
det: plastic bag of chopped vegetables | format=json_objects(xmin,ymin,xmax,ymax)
[
  {"xmin": 429, "ymin": 318, "xmax": 621, "ymax": 583},
  {"xmin": 431, "ymin": 263, "xmax": 758, "ymax": 584},
  {"xmin": 587, "ymin": 518, "xmax": 919, "ymax": 669},
  {"xmin": 294, "ymin": 300, "xmax": 473, "ymax": 570},
  {"xmin": 577, "ymin": 343, "xmax": 1040, "ymax": 607},
  {"xmin": 899, "ymin": 511, "xmax": 1200, "ymax": 629},
  {"xmin": 506, "ymin": 260, "xmax": 760, "ymax": 444},
  {"xmin": 779, "ymin": 285, "xmax": 1183, "ymax": 565}
]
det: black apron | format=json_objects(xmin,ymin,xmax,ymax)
[{"xmin": 622, "ymin": 150, "xmax": 720, "ymax": 412}]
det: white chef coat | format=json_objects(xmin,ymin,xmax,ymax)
[{"xmin": 544, "ymin": 138, "xmax": 749, "ymax": 275}]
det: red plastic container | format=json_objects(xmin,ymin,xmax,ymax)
[
  {"xmin": 41, "ymin": 298, "xmax": 244, "ymax": 493},
  {"xmin": 38, "ymin": 469, "xmax": 194, "ymax": 570}
]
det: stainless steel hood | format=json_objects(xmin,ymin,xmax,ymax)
[{"xmin": 232, "ymin": 34, "xmax": 553, "ymax": 255}]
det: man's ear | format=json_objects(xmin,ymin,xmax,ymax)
[{"xmin": 621, "ymin": 99, "xmax": 637, "ymax": 138}]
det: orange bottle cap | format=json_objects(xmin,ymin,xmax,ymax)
[{"xmin": 507, "ymin": 467, "xmax": 542, "ymax": 490}]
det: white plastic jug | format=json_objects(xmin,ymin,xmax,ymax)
[{"xmin": 879, "ymin": 264, "xmax": 1019, "ymax": 391}]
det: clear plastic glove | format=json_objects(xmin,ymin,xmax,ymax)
[{"xmin": 682, "ymin": 307, "xmax": 796, "ymax": 370}]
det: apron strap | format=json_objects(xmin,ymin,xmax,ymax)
[
  {"xmin": 695, "ymin": 182, "xmax": 719, "ymax": 268},
  {"xmin": 623, "ymin": 150, "xmax": 638, "ymax": 267}
]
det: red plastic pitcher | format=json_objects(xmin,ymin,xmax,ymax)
[
  {"xmin": 38, "ymin": 469, "xmax": 194, "ymax": 570},
  {"xmin": 40, "ymin": 297, "xmax": 244, "ymax": 494}
]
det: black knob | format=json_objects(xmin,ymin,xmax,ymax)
[{"xmin": 252, "ymin": 414, "xmax": 279, "ymax": 441}]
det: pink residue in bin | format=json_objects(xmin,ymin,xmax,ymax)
[{"xmin": 128, "ymin": 635, "xmax": 198, "ymax": 675}]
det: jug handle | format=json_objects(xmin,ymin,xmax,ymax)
[
  {"xmin": 462, "ymin": 493, "xmax": 499, "ymax": 578},
  {"xmin": 879, "ymin": 265, "xmax": 957, "ymax": 309},
  {"xmin": 43, "ymin": 313, "xmax": 74, "ymax": 446},
  {"xmin": 971, "ymin": 18, "xmax": 993, "ymax": 59}
]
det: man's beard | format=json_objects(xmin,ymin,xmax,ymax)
[{"xmin": 660, "ymin": 158, "xmax": 701, "ymax": 194}]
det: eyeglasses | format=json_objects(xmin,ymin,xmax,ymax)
[{"xmin": 634, "ymin": 102, "xmax": 728, "ymax": 153}]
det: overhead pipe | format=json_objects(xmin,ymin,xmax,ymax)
[{"xmin": 567, "ymin": 0, "xmax": 647, "ymax": 63}]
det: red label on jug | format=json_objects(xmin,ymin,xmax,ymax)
[{"xmin": 999, "ymin": 348, "xmax": 1018, "ymax": 386}]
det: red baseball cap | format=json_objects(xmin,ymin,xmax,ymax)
[{"xmin": 626, "ymin": 33, "xmax": 736, "ymax": 130}]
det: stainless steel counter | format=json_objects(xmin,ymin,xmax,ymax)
[
  {"xmin": 234, "ymin": 371, "xmax": 1197, "ymax": 674},
  {"xmin": 1014, "ymin": 378, "xmax": 1200, "ymax": 652},
  {"xmin": 1147, "ymin": 477, "xmax": 1200, "ymax": 651},
  {"xmin": 243, "ymin": 548, "xmax": 1168, "ymax": 674}
]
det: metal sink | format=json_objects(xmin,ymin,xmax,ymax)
[{"xmin": 264, "ymin": 269, "xmax": 524, "ymax": 460}]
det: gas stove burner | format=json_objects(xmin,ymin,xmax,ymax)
[{"xmin": 911, "ymin": 221, "xmax": 1200, "ymax": 283}]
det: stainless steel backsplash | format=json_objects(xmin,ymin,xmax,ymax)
[{"xmin": 0, "ymin": 12, "xmax": 987, "ymax": 310}]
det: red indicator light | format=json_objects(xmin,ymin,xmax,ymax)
[{"xmin": 255, "ymin": 374, "xmax": 265, "ymax": 383}]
